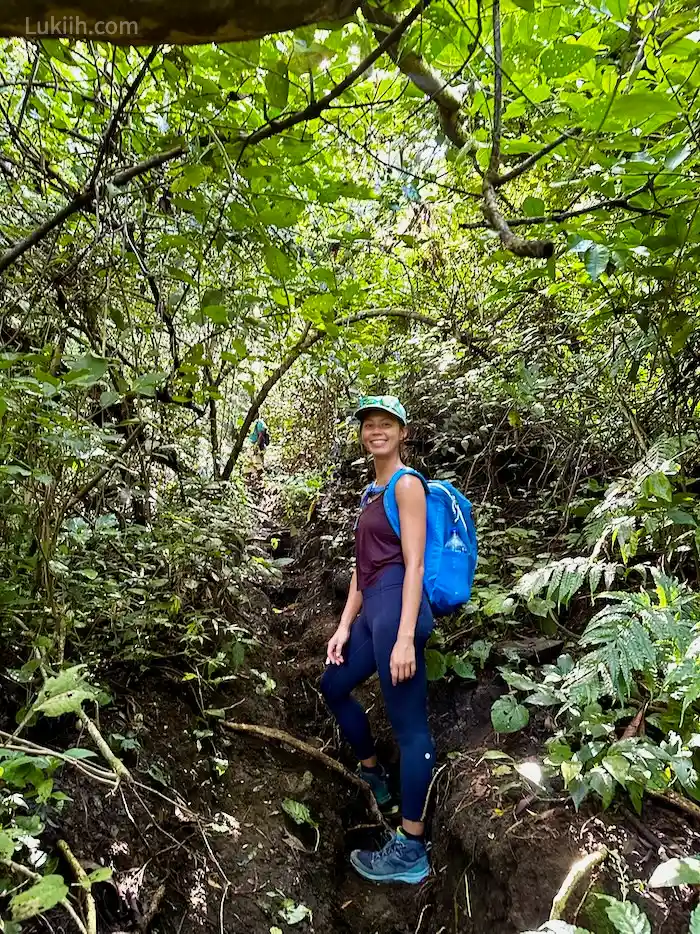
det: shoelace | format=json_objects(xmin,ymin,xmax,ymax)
[{"xmin": 369, "ymin": 833, "xmax": 405, "ymax": 866}]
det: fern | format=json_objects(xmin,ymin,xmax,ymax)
[
  {"xmin": 598, "ymin": 897, "xmax": 651, "ymax": 934},
  {"xmin": 515, "ymin": 557, "xmax": 618, "ymax": 608}
]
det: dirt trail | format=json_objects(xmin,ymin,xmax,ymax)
[{"xmin": 19, "ymin": 484, "xmax": 700, "ymax": 934}]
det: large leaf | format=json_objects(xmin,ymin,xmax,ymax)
[
  {"xmin": 690, "ymin": 906, "xmax": 700, "ymax": 934},
  {"xmin": 425, "ymin": 649, "xmax": 448, "ymax": 681},
  {"xmin": 265, "ymin": 60, "xmax": 290, "ymax": 109},
  {"xmin": 491, "ymin": 695, "xmax": 530, "ymax": 733},
  {"xmin": 540, "ymin": 44, "xmax": 597, "ymax": 79},
  {"xmin": 584, "ymin": 244, "xmax": 610, "ymax": 281},
  {"xmin": 11, "ymin": 875, "xmax": 68, "ymax": 921}
]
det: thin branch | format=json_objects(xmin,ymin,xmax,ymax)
[
  {"xmin": 494, "ymin": 129, "xmax": 582, "ymax": 187},
  {"xmin": 90, "ymin": 47, "xmax": 160, "ymax": 186},
  {"xmin": 64, "ymin": 424, "xmax": 145, "ymax": 513},
  {"xmin": 0, "ymin": 145, "xmax": 185, "ymax": 274},
  {"xmin": 219, "ymin": 306, "xmax": 462, "ymax": 478},
  {"xmin": 487, "ymin": 0, "xmax": 502, "ymax": 178},
  {"xmin": 364, "ymin": 0, "xmax": 553, "ymax": 259},
  {"xmin": 460, "ymin": 185, "xmax": 665, "ymax": 229},
  {"xmin": 57, "ymin": 840, "xmax": 97, "ymax": 934},
  {"xmin": 242, "ymin": 0, "xmax": 432, "ymax": 148}
]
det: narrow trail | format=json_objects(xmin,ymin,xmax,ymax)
[{"xmin": 23, "ymin": 472, "xmax": 699, "ymax": 934}]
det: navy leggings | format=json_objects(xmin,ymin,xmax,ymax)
[{"xmin": 320, "ymin": 564, "xmax": 435, "ymax": 822}]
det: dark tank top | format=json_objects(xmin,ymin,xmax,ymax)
[{"xmin": 355, "ymin": 492, "xmax": 404, "ymax": 591}]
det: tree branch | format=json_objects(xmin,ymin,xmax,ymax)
[
  {"xmin": 91, "ymin": 47, "xmax": 160, "ymax": 186},
  {"xmin": 461, "ymin": 185, "xmax": 662, "ymax": 230},
  {"xmin": 242, "ymin": 0, "xmax": 432, "ymax": 148},
  {"xmin": 363, "ymin": 0, "xmax": 553, "ymax": 259},
  {"xmin": 363, "ymin": 2, "xmax": 466, "ymax": 148},
  {"xmin": 0, "ymin": 146, "xmax": 185, "ymax": 274},
  {"xmin": 481, "ymin": 0, "xmax": 553, "ymax": 258},
  {"xmin": 494, "ymin": 129, "xmax": 581, "ymax": 187}
]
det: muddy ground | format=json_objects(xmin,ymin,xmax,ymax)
[{"xmin": 7, "ymin": 488, "xmax": 700, "ymax": 934}]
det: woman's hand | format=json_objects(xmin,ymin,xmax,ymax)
[
  {"xmin": 326, "ymin": 624, "xmax": 351, "ymax": 665},
  {"xmin": 390, "ymin": 637, "xmax": 416, "ymax": 686}
]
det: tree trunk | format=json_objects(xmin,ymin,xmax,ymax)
[{"xmin": 7, "ymin": 0, "xmax": 360, "ymax": 45}]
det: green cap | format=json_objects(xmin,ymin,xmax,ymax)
[{"xmin": 354, "ymin": 394, "xmax": 408, "ymax": 425}]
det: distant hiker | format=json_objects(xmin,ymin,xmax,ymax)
[
  {"xmin": 248, "ymin": 416, "xmax": 269, "ymax": 473},
  {"xmin": 320, "ymin": 395, "xmax": 433, "ymax": 884}
]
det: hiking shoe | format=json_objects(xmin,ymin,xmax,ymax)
[
  {"xmin": 358, "ymin": 765, "xmax": 397, "ymax": 814},
  {"xmin": 350, "ymin": 830, "xmax": 430, "ymax": 884}
]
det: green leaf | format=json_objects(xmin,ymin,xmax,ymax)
[
  {"xmin": 450, "ymin": 656, "xmax": 476, "ymax": 679},
  {"xmin": 63, "ymin": 748, "xmax": 98, "ymax": 760},
  {"xmin": 265, "ymin": 61, "xmax": 290, "ymax": 109},
  {"xmin": 609, "ymin": 92, "xmax": 679, "ymax": 123},
  {"xmin": 87, "ymin": 866, "xmax": 113, "ymax": 884},
  {"xmin": 648, "ymin": 856, "xmax": 700, "ymax": 887},
  {"xmin": 203, "ymin": 305, "xmax": 230, "ymax": 325},
  {"xmin": 600, "ymin": 897, "xmax": 651, "ymax": 934},
  {"xmin": 665, "ymin": 142, "xmax": 693, "ymax": 171},
  {"xmin": 425, "ymin": 649, "xmax": 448, "ymax": 681},
  {"xmin": 588, "ymin": 766, "xmax": 615, "ymax": 809},
  {"xmin": 584, "ymin": 243, "xmax": 610, "ymax": 281},
  {"xmin": 605, "ymin": 0, "xmax": 628, "ymax": 19},
  {"xmin": 522, "ymin": 196, "xmax": 545, "ymax": 217},
  {"xmin": 64, "ymin": 353, "xmax": 108, "ymax": 387},
  {"xmin": 171, "ymin": 164, "xmax": 208, "ymax": 192},
  {"xmin": 642, "ymin": 472, "xmax": 673, "ymax": 502},
  {"xmin": 281, "ymin": 798, "xmax": 316, "ymax": 827},
  {"xmin": 264, "ymin": 244, "xmax": 295, "ymax": 281},
  {"xmin": 499, "ymin": 668, "xmax": 539, "ymax": 691},
  {"xmin": 0, "ymin": 829, "xmax": 15, "ymax": 858},
  {"xmin": 689, "ymin": 906, "xmax": 700, "ymax": 934},
  {"xmin": 491, "ymin": 695, "xmax": 530, "ymax": 733},
  {"xmin": 540, "ymin": 44, "xmax": 597, "ymax": 79},
  {"xmin": 11, "ymin": 874, "xmax": 69, "ymax": 921},
  {"xmin": 34, "ymin": 688, "xmax": 96, "ymax": 717},
  {"xmin": 278, "ymin": 899, "xmax": 312, "ymax": 925}
]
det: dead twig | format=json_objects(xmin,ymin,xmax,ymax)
[
  {"xmin": 57, "ymin": 840, "xmax": 97, "ymax": 934},
  {"xmin": 222, "ymin": 721, "xmax": 386, "ymax": 825}
]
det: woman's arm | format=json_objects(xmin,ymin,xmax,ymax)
[
  {"xmin": 327, "ymin": 569, "xmax": 362, "ymax": 665},
  {"xmin": 391, "ymin": 474, "xmax": 427, "ymax": 685},
  {"xmin": 340, "ymin": 568, "xmax": 363, "ymax": 628}
]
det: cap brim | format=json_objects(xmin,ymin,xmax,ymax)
[{"xmin": 355, "ymin": 404, "xmax": 406, "ymax": 425}]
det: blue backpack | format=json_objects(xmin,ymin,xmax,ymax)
[{"xmin": 382, "ymin": 468, "xmax": 477, "ymax": 615}]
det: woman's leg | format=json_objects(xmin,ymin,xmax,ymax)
[
  {"xmin": 319, "ymin": 610, "xmax": 377, "ymax": 760},
  {"xmin": 372, "ymin": 590, "xmax": 435, "ymax": 826}
]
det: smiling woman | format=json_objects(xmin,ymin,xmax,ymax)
[{"xmin": 320, "ymin": 394, "xmax": 435, "ymax": 885}]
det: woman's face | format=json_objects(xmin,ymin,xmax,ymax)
[{"xmin": 360, "ymin": 411, "xmax": 406, "ymax": 458}]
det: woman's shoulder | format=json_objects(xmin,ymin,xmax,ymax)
[{"xmin": 394, "ymin": 471, "xmax": 426, "ymax": 498}]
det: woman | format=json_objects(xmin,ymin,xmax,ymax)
[{"xmin": 320, "ymin": 394, "xmax": 434, "ymax": 884}]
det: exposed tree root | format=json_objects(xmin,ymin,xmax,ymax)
[
  {"xmin": 550, "ymin": 846, "xmax": 609, "ymax": 921},
  {"xmin": 223, "ymin": 721, "xmax": 387, "ymax": 826}
]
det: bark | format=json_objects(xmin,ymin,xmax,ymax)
[{"xmin": 4, "ymin": 0, "xmax": 360, "ymax": 45}]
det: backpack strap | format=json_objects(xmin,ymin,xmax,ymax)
[{"xmin": 383, "ymin": 467, "xmax": 429, "ymax": 539}]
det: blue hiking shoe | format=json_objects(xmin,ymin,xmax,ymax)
[
  {"xmin": 358, "ymin": 765, "xmax": 398, "ymax": 815},
  {"xmin": 350, "ymin": 830, "xmax": 430, "ymax": 884}
]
